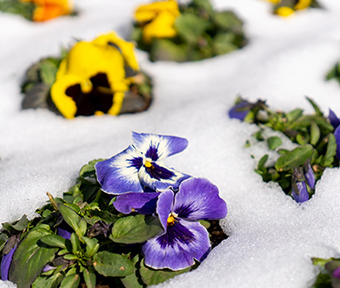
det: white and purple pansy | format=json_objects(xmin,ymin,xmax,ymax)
[
  {"xmin": 95, "ymin": 132, "xmax": 190, "ymax": 194},
  {"xmin": 113, "ymin": 177, "xmax": 228, "ymax": 271}
]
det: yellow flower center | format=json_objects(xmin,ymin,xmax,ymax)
[
  {"xmin": 144, "ymin": 161, "xmax": 153, "ymax": 168},
  {"xmin": 167, "ymin": 213, "xmax": 177, "ymax": 226}
]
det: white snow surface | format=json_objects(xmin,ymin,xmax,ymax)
[{"xmin": 1, "ymin": 0, "xmax": 340, "ymax": 287}]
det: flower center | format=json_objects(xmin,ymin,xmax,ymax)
[
  {"xmin": 144, "ymin": 160, "xmax": 154, "ymax": 169},
  {"xmin": 167, "ymin": 212, "xmax": 178, "ymax": 226}
]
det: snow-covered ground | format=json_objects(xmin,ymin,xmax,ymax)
[{"xmin": 2, "ymin": 0, "xmax": 340, "ymax": 287}]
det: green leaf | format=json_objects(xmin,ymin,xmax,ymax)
[
  {"xmin": 320, "ymin": 134, "xmax": 337, "ymax": 167},
  {"xmin": 32, "ymin": 273, "xmax": 64, "ymax": 288},
  {"xmin": 121, "ymin": 255, "xmax": 144, "ymax": 288},
  {"xmin": 296, "ymin": 134, "xmax": 310, "ymax": 145},
  {"xmin": 175, "ymin": 13, "xmax": 211, "ymax": 44},
  {"xmin": 110, "ymin": 215, "xmax": 163, "ymax": 244},
  {"xmin": 59, "ymin": 273, "xmax": 80, "ymax": 288},
  {"xmin": 306, "ymin": 97, "xmax": 323, "ymax": 116},
  {"xmin": 40, "ymin": 59, "xmax": 58, "ymax": 85},
  {"xmin": 0, "ymin": 233, "xmax": 8, "ymax": 253},
  {"xmin": 310, "ymin": 121, "xmax": 321, "ymax": 146},
  {"xmin": 310, "ymin": 272, "xmax": 332, "ymax": 288},
  {"xmin": 139, "ymin": 259, "xmax": 191, "ymax": 286},
  {"xmin": 267, "ymin": 136, "xmax": 282, "ymax": 150},
  {"xmin": 9, "ymin": 226, "xmax": 58, "ymax": 288},
  {"xmin": 40, "ymin": 234, "xmax": 67, "ymax": 249},
  {"xmin": 70, "ymin": 233, "xmax": 81, "ymax": 255},
  {"xmin": 58, "ymin": 204, "xmax": 85, "ymax": 237},
  {"xmin": 82, "ymin": 236, "xmax": 99, "ymax": 257},
  {"xmin": 79, "ymin": 159, "xmax": 103, "ymax": 178},
  {"xmin": 213, "ymin": 11, "xmax": 243, "ymax": 32},
  {"xmin": 2, "ymin": 215, "xmax": 29, "ymax": 232},
  {"xmin": 150, "ymin": 39, "xmax": 188, "ymax": 62},
  {"xmin": 190, "ymin": 0, "xmax": 213, "ymax": 14},
  {"xmin": 93, "ymin": 251, "xmax": 134, "ymax": 277},
  {"xmin": 257, "ymin": 154, "xmax": 269, "ymax": 170},
  {"xmin": 275, "ymin": 145, "xmax": 314, "ymax": 171},
  {"xmin": 199, "ymin": 220, "xmax": 211, "ymax": 229},
  {"xmin": 212, "ymin": 33, "xmax": 237, "ymax": 55},
  {"xmin": 286, "ymin": 108, "xmax": 303, "ymax": 122},
  {"xmin": 83, "ymin": 267, "xmax": 96, "ymax": 288}
]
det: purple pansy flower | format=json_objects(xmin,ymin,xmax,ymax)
[
  {"xmin": 113, "ymin": 178, "xmax": 228, "ymax": 271},
  {"xmin": 329, "ymin": 109, "xmax": 340, "ymax": 159},
  {"xmin": 0, "ymin": 245, "xmax": 17, "ymax": 281},
  {"xmin": 95, "ymin": 132, "xmax": 190, "ymax": 194},
  {"xmin": 291, "ymin": 164, "xmax": 315, "ymax": 203},
  {"xmin": 333, "ymin": 266, "xmax": 340, "ymax": 279},
  {"xmin": 291, "ymin": 182, "xmax": 309, "ymax": 203},
  {"xmin": 57, "ymin": 227, "xmax": 72, "ymax": 240},
  {"xmin": 228, "ymin": 100, "xmax": 251, "ymax": 121}
]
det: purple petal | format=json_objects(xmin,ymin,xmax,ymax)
[
  {"xmin": 228, "ymin": 101, "xmax": 250, "ymax": 121},
  {"xmin": 43, "ymin": 264, "xmax": 56, "ymax": 272},
  {"xmin": 173, "ymin": 178, "xmax": 227, "ymax": 221},
  {"xmin": 131, "ymin": 132, "xmax": 188, "ymax": 160},
  {"xmin": 142, "ymin": 220, "xmax": 210, "ymax": 271},
  {"xmin": 139, "ymin": 163, "xmax": 190, "ymax": 191},
  {"xmin": 304, "ymin": 164, "xmax": 315, "ymax": 190},
  {"xmin": 57, "ymin": 228, "xmax": 72, "ymax": 240},
  {"xmin": 335, "ymin": 126, "xmax": 340, "ymax": 160},
  {"xmin": 113, "ymin": 192, "xmax": 160, "ymax": 214},
  {"xmin": 329, "ymin": 109, "xmax": 340, "ymax": 129},
  {"xmin": 156, "ymin": 190, "xmax": 174, "ymax": 230},
  {"xmin": 95, "ymin": 146, "xmax": 144, "ymax": 194},
  {"xmin": 334, "ymin": 266, "xmax": 340, "ymax": 279},
  {"xmin": 1, "ymin": 245, "xmax": 16, "ymax": 281},
  {"xmin": 292, "ymin": 182, "xmax": 309, "ymax": 203}
]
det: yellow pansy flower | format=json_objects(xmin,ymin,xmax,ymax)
[
  {"xmin": 51, "ymin": 32, "xmax": 139, "ymax": 119},
  {"xmin": 20, "ymin": 0, "xmax": 73, "ymax": 21},
  {"xmin": 134, "ymin": 0, "xmax": 180, "ymax": 43},
  {"xmin": 276, "ymin": 6, "xmax": 295, "ymax": 17}
]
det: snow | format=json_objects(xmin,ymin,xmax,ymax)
[{"xmin": 1, "ymin": 0, "xmax": 340, "ymax": 287}]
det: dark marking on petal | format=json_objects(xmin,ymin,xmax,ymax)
[
  {"xmin": 157, "ymin": 221, "xmax": 194, "ymax": 248},
  {"xmin": 129, "ymin": 157, "xmax": 143, "ymax": 170},
  {"xmin": 145, "ymin": 145, "xmax": 159, "ymax": 161},
  {"xmin": 145, "ymin": 162, "xmax": 174, "ymax": 180},
  {"xmin": 65, "ymin": 73, "xmax": 114, "ymax": 116}
]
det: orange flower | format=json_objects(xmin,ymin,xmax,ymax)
[{"xmin": 20, "ymin": 0, "xmax": 73, "ymax": 21}]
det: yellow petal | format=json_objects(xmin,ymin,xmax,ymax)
[
  {"xmin": 51, "ymin": 74, "xmax": 92, "ymax": 119},
  {"xmin": 134, "ymin": 0, "xmax": 179, "ymax": 22},
  {"xmin": 142, "ymin": 10, "xmax": 177, "ymax": 43},
  {"xmin": 107, "ymin": 92, "xmax": 125, "ymax": 115},
  {"xmin": 92, "ymin": 32, "xmax": 139, "ymax": 72},
  {"xmin": 294, "ymin": 0, "xmax": 312, "ymax": 10},
  {"xmin": 266, "ymin": 0, "xmax": 281, "ymax": 3},
  {"xmin": 31, "ymin": 0, "xmax": 73, "ymax": 21},
  {"xmin": 276, "ymin": 6, "xmax": 295, "ymax": 17}
]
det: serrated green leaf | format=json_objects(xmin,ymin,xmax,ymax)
[
  {"xmin": 93, "ymin": 251, "xmax": 134, "ymax": 277},
  {"xmin": 40, "ymin": 234, "xmax": 67, "ymax": 249},
  {"xmin": 275, "ymin": 145, "xmax": 314, "ymax": 171},
  {"xmin": 83, "ymin": 267, "xmax": 96, "ymax": 288},
  {"xmin": 110, "ymin": 215, "xmax": 163, "ymax": 244},
  {"xmin": 320, "ymin": 134, "xmax": 337, "ymax": 167},
  {"xmin": 139, "ymin": 259, "xmax": 191, "ymax": 286},
  {"xmin": 8, "ymin": 226, "xmax": 58, "ymax": 288},
  {"xmin": 267, "ymin": 136, "xmax": 282, "ymax": 150}
]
